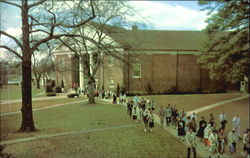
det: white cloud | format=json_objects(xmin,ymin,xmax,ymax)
[
  {"xmin": 5, "ymin": 27, "xmax": 22, "ymax": 37},
  {"xmin": 127, "ymin": 1, "xmax": 209, "ymax": 30}
]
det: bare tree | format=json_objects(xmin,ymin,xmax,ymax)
[
  {"xmin": 32, "ymin": 53, "xmax": 54, "ymax": 89},
  {"xmin": 0, "ymin": 0, "xmax": 96, "ymax": 131},
  {"xmin": 58, "ymin": 1, "xmax": 134, "ymax": 104}
]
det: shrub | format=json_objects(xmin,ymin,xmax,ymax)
[
  {"xmin": 145, "ymin": 82, "xmax": 153, "ymax": 95},
  {"xmin": 46, "ymin": 85, "xmax": 53, "ymax": 93},
  {"xmin": 166, "ymin": 86, "xmax": 179, "ymax": 94},
  {"xmin": 51, "ymin": 80, "xmax": 56, "ymax": 88},
  {"xmin": 67, "ymin": 93, "xmax": 79, "ymax": 98},
  {"xmin": 55, "ymin": 86, "xmax": 62, "ymax": 93},
  {"xmin": 46, "ymin": 92, "xmax": 56, "ymax": 96},
  {"xmin": 215, "ymin": 88, "xmax": 226, "ymax": 93},
  {"xmin": 195, "ymin": 88, "xmax": 203, "ymax": 94}
]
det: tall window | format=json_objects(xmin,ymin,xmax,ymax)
[
  {"xmin": 133, "ymin": 63, "xmax": 141, "ymax": 78},
  {"xmin": 108, "ymin": 56, "xmax": 114, "ymax": 65}
]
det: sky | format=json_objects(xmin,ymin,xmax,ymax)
[{"xmin": 0, "ymin": 1, "xmax": 209, "ymax": 58}]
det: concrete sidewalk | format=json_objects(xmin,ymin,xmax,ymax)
[
  {"xmin": 0, "ymin": 93, "xmax": 80, "ymax": 105},
  {"xmin": 0, "ymin": 99, "xmax": 88, "ymax": 116}
]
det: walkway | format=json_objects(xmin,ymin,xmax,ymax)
[
  {"xmin": 0, "ymin": 124, "xmax": 139, "ymax": 145},
  {"xmin": 0, "ymin": 99, "xmax": 88, "ymax": 116},
  {"xmin": 0, "ymin": 95, "xmax": 68, "ymax": 105}
]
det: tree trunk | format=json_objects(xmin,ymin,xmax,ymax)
[
  {"xmin": 20, "ymin": 60, "xmax": 36, "ymax": 132},
  {"xmin": 35, "ymin": 74, "xmax": 41, "ymax": 89},
  {"xmin": 19, "ymin": 0, "xmax": 36, "ymax": 132},
  {"xmin": 87, "ymin": 78, "xmax": 95, "ymax": 104}
]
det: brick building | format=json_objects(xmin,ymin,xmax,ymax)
[{"xmin": 53, "ymin": 22, "xmax": 229, "ymax": 94}]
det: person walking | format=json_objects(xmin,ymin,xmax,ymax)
[
  {"xmin": 122, "ymin": 93, "xmax": 127, "ymax": 105},
  {"xmin": 143, "ymin": 109, "xmax": 149, "ymax": 132},
  {"xmin": 217, "ymin": 128, "xmax": 227, "ymax": 157},
  {"xmin": 132, "ymin": 106, "xmax": 137, "ymax": 121},
  {"xmin": 242, "ymin": 128, "xmax": 250, "ymax": 157},
  {"xmin": 159, "ymin": 106, "xmax": 165, "ymax": 127},
  {"xmin": 204, "ymin": 124, "xmax": 212, "ymax": 151},
  {"xmin": 127, "ymin": 98, "xmax": 133, "ymax": 118},
  {"xmin": 186, "ymin": 128, "xmax": 197, "ymax": 158},
  {"xmin": 190, "ymin": 117, "xmax": 197, "ymax": 133},
  {"xmin": 219, "ymin": 112, "xmax": 227, "ymax": 130},
  {"xmin": 209, "ymin": 130, "xmax": 218, "ymax": 158},
  {"xmin": 148, "ymin": 110, "xmax": 154, "ymax": 132},
  {"xmin": 137, "ymin": 106, "xmax": 143, "ymax": 123},
  {"xmin": 209, "ymin": 113, "xmax": 215, "ymax": 127},
  {"xmin": 232, "ymin": 114, "xmax": 241, "ymax": 138},
  {"xmin": 133, "ymin": 95, "xmax": 139, "ymax": 106},
  {"xmin": 196, "ymin": 116, "xmax": 207, "ymax": 142},
  {"xmin": 165, "ymin": 104, "xmax": 172, "ymax": 126},
  {"xmin": 228, "ymin": 128, "xmax": 238, "ymax": 156},
  {"xmin": 178, "ymin": 116, "xmax": 186, "ymax": 141}
]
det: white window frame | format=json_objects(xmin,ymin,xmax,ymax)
[{"xmin": 133, "ymin": 63, "xmax": 141, "ymax": 78}]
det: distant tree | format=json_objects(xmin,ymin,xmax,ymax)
[
  {"xmin": 0, "ymin": 61, "xmax": 8, "ymax": 87},
  {"xmin": 198, "ymin": 0, "xmax": 250, "ymax": 83},
  {"xmin": 32, "ymin": 53, "xmax": 54, "ymax": 89},
  {"xmin": 116, "ymin": 83, "xmax": 120, "ymax": 96},
  {"xmin": 61, "ymin": 80, "xmax": 64, "ymax": 88}
]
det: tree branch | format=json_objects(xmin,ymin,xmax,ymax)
[
  {"xmin": 0, "ymin": 45, "xmax": 22, "ymax": 59},
  {"xmin": 28, "ymin": 0, "xmax": 47, "ymax": 9},
  {"xmin": 30, "ymin": 0, "xmax": 96, "ymax": 53},
  {"xmin": 0, "ymin": 31, "xmax": 23, "ymax": 49},
  {"xmin": 0, "ymin": 0, "xmax": 22, "ymax": 9}
]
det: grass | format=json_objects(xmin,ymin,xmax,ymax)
[
  {"xmin": 0, "ymin": 96, "xmax": 87, "ymax": 114},
  {"xmin": 1, "ymin": 100, "xmax": 187, "ymax": 158},
  {"xmin": 3, "ymin": 126, "xmax": 187, "ymax": 158},
  {"xmin": 0, "ymin": 85, "xmax": 45, "ymax": 100},
  {"xmin": 137, "ymin": 93, "xmax": 243, "ymax": 112}
]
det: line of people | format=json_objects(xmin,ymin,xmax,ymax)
[
  {"xmin": 114, "ymin": 95, "xmax": 249, "ymax": 158},
  {"xmin": 157, "ymin": 104, "xmax": 249, "ymax": 158},
  {"xmin": 126, "ymin": 96, "xmax": 156, "ymax": 133}
]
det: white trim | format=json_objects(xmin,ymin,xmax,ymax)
[
  {"xmin": 132, "ymin": 76, "xmax": 141, "ymax": 79},
  {"xmin": 53, "ymin": 51, "xmax": 74, "ymax": 56},
  {"xmin": 132, "ymin": 63, "xmax": 141, "ymax": 78}
]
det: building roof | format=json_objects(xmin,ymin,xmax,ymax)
[{"xmin": 89, "ymin": 21, "xmax": 208, "ymax": 51}]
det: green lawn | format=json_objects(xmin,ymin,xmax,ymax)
[
  {"xmin": 138, "ymin": 93, "xmax": 243, "ymax": 112},
  {"xmin": 1, "ymin": 100, "xmax": 187, "ymax": 158},
  {"xmin": 0, "ymin": 85, "xmax": 45, "ymax": 100}
]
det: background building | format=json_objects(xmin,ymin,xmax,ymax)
[{"xmin": 53, "ymin": 22, "xmax": 235, "ymax": 94}]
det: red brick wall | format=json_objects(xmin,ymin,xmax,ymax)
[
  {"xmin": 97, "ymin": 55, "xmax": 124, "ymax": 91},
  {"xmin": 177, "ymin": 54, "xmax": 200, "ymax": 92}
]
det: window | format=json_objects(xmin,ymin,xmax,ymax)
[
  {"xmin": 108, "ymin": 56, "xmax": 114, "ymax": 65},
  {"xmin": 133, "ymin": 63, "xmax": 141, "ymax": 78}
]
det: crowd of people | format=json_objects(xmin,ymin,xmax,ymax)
[{"xmin": 107, "ymin": 94, "xmax": 249, "ymax": 158}]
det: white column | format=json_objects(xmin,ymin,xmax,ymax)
[
  {"xmin": 79, "ymin": 58, "xmax": 84, "ymax": 88},
  {"xmin": 90, "ymin": 53, "xmax": 93, "ymax": 75}
]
